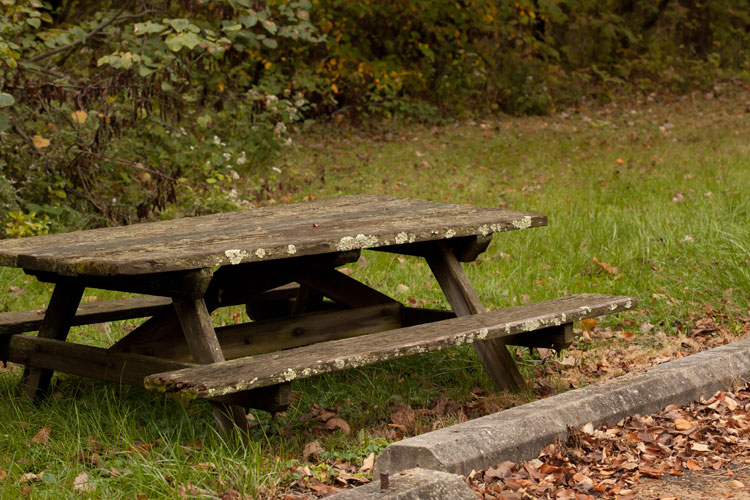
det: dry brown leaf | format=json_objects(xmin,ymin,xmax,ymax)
[
  {"xmin": 0, "ymin": 469, "xmax": 6, "ymax": 482},
  {"xmin": 730, "ymin": 480, "xmax": 745, "ymax": 489},
  {"xmin": 685, "ymin": 458, "xmax": 703, "ymax": 471},
  {"xmin": 691, "ymin": 442, "xmax": 710, "ymax": 452},
  {"xmin": 485, "ymin": 461, "xmax": 515, "ymax": 480},
  {"xmin": 323, "ymin": 417, "xmax": 351, "ymax": 434},
  {"xmin": 70, "ymin": 110, "xmax": 88, "ymax": 124},
  {"xmin": 724, "ymin": 396, "xmax": 739, "ymax": 411},
  {"xmin": 359, "ymin": 453, "xmax": 375, "ymax": 473},
  {"xmin": 18, "ymin": 472, "xmax": 38, "ymax": 484},
  {"xmin": 32, "ymin": 135, "xmax": 50, "ymax": 149},
  {"xmin": 619, "ymin": 331, "xmax": 636, "ymax": 341},
  {"xmin": 31, "ymin": 427, "xmax": 50, "ymax": 445},
  {"xmin": 592, "ymin": 256, "xmax": 619, "ymax": 275},
  {"xmin": 559, "ymin": 356, "xmax": 576, "ymax": 366},
  {"xmin": 73, "ymin": 471, "xmax": 95, "ymax": 492},
  {"xmin": 580, "ymin": 318, "xmax": 597, "ymax": 332},
  {"xmin": 674, "ymin": 418, "xmax": 693, "ymax": 431},
  {"xmin": 303, "ymin": 440, "xmax": 324, "ymax": 459}
]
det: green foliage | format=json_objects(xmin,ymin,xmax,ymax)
[
  {"xmin": 0, "ymin": 0, "xmax": 320, "ymax": 228},
  {"xmin": 0, "ymin": 0, "xmax": 749, "ymax": 228},
  {"xmin": 4, "ymin": 210, "xmax": 50, "ymax": 238}
]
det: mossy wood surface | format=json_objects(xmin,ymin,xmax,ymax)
[
  {"xmin": 0, "ymin": 195, "xmax": 545, "ymax": 276},
  {"xmin": 0, "ymin": 296, "xmax": 173, "ymax": 335},
  {"xmin": 145, "ymin": 294, "xmax": 636, "ymax": 399}
]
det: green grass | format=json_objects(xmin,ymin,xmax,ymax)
[{"xmin": 1, "ymin": 89, "xmax": 749, "ymax": 498}]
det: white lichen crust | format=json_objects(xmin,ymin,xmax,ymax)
[
  {"xmin": 224, "ymin": 249, "xmax": 250, "ymax": 264},
  {"xmin": 511, "ymin": 216, "xmax": 533, "ymax": 230},
  {"xmin": 336, "ymin": 234, "xmax": 380, "ymax": 251}
]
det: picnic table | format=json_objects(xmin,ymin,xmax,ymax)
[{"xmin": 0, "ymin": 195, "xmax": 635, "ymax": 435}]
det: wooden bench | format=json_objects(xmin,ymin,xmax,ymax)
[
  {"xmin": 144, "ymin": 294, "xmax": 636, "ymax": 400},
  {"xmin": 0, "ymin": 296, "xmax": 172, "ymax": 335},
  {"xmin": 0, "ymin": 283, "xmax": 303, "ymax": 337}
]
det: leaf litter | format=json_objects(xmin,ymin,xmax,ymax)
[
  {"xmin": 279, "ymin": 301, "xmax": 750, "ymax": 498},
  {"xmin": 463, "ymin": 387, "xmax": 750, "ymax": 499}
]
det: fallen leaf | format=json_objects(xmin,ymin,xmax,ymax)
[
  {"xmin": 303, "ymin": 440, "xmax": 324, "ymax": 459},
  {"xmin": 580, "ymin": 318, "xmax": 597, "ymax": 332},
  {"xmin": 592, "ymin": 256, "xmax": 619, "ymax": 275},
  {"xmin": 323, "ymin": 417, "xmax": 351, "ymax": 434},
  {"xmin": 73, "ymin": 471, "xmax": 95, "ymax": 492},
  {"xmin": 396, "ymin": 284, "xmax": 410, "ymax": 292},
  {"xmin": 31, "ymin": 427, "xmax": 50, "ymax": 445},
  {"xmin": 691, "ymin": 442, "xmax": 710, "ymax": 452},
  {"xmin": 359, "ymin": 453, "xmax": 375, "ymax": 473},
  {"xmin": 724, "ymin": 396, "xmax": 739, "ymax": 411},
  {"xmin": 559, "ymin": 356, "xmax": 576, "ymax": 366},
  {"xmin": 308, "ymin": 484, "xmax": 341, "ymax": 495},
  {"xmin": 640, "ymin": 322, "xmax": 654, "ymax": 333},
  {"xmin": 70, "ymin": 110, "xmax": 88, "ymax": 124},
  {"xmin": 18, "ymin": 472, "xmax": 38, "ymax": 484},
  {"xmin": 32, "ymin": 135, "xmax": 50, "ymax": 149},
  {"xmin": 685, "ymin": 458, "xmax": 703, "ymax": 471},
  {"xmin": 619, "ymin": 331, "xmax": 636, "ymax": 341},
  {"xmin": 0, "ymin": 469, "xmax": 6, "ymax": 481},
  {"xmin": 674, "ymin": 418, "xmax": 693, "ymax": 431},
  {"xmin": 730, "ymin": 480, "xmax": 745, "ymax": 489},
  {"xmin": 485, "ymin": 461, "xmax": 515, "ymax": 480}
]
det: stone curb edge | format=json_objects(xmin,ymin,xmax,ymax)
[
  {"xmin": 374, "ymin": 337, "xmax": 750, "ymax": 477},
  {"xmin": 328, "ymin": 468, "xmax": 476, "ymax": 500}
]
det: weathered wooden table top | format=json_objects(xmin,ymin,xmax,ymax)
[{"xmin": 0, "ymin": 195, "xmax": 546, "ymax": 276}]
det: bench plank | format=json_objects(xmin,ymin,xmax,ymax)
[
  {"xmin": 0, "ymin": 335, "xmax": 288, "ymax": 411},
  {"xmin": 0, "ymin": 296, "xmax": 173, "ymax": 335},
  {"xmin": 0, "ymin": 195, "xmax": 545, "ymax": 276},
  {"xmin": 144, "ymin": 294, "xmax": 636, "ymax": 399}
]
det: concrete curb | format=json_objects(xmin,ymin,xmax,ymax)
[
  {"xmin": 328, "ymin": 468, "xmax": 476, "ymax": 499},
  {"xmin": 376, "ymin": 337, "xmax": 750, "ymax": 476}
]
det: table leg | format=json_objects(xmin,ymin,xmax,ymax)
[
  {"xmin": 425, "ymin": 243, "xmax": 525, "ymax": 392},
  {"xmin": 172, "ymin": 297, "xmax": 250, "ymax": 437},
  {"xmin": 21, "ymin": 280, "xmax": 85, "ymax": 400}
]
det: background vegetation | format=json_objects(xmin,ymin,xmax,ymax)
[
  {"xmin": 1, "ymin": 0, "xmax": 750, "ymax": 232},
  {"xmin": 1, "ymin": 87, "xmax": 748, "ymax": 498},
  {"xmin": 1, "ymin": 2, "xmax": 749, "ymax": 497}
]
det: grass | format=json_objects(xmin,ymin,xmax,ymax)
[{"xmin": 1, "ymin": 85, "xmax": 749, "ymax": 498}]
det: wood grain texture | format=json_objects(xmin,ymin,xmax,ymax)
[
  {"xmin": 295, "ymin": 268, "xmax": 398, "ymax": 308},
  {"xmin": 0, "ymin": 296, "xmax": 172, "ymax": 335},
  {"xmin": 0, "ymin": 195, "xmax": 546, "ymax": 276},
  {"xmin": 0, "ymin": 335, "xmax": 288, "ymax": 412},
  {"xmin": 172, "ymin": 298, "xmax": 250, "ymax": 435},
  {"xmin": 144, "ymin": 294, "xmax": 637, "ymax": 399},
  {"xmin": 425, "ymin": 242, "xmax": 525, "ymax": 392},
  {"xmin": 112, "ymin": 303, "xmax": 402, "ymax": 362},
  {"xmin": 21, "ymin": 281, "xmax": 84, "ymax": 399}
]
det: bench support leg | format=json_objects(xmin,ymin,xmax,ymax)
[
  {"xmin": 173, "ymin": 298, "xmax": 250, "ymax": 438},
  {"xmin": 425, "ymin": 243, "xmax": 526, "ymax": 393},
  {"xmin": 21, "ymin": 281, "xmax": 85, "ymax": 400}
]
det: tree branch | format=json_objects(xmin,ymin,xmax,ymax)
[{"xmin": 29, "ymin": 0, "xmax": 135, "ymax": 63}]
